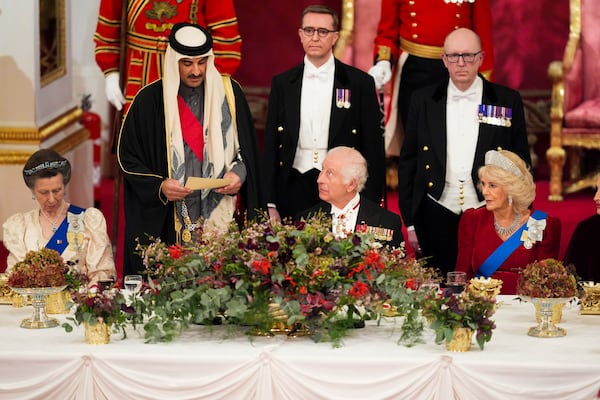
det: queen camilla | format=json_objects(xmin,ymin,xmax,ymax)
[{"xmin": 454, "ymin": 149, "xmax": 561, "ymax": 294}]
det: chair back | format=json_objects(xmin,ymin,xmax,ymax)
[{"xmin": 581, "ymin": 0, "xmax": 600, "ymax": 101}]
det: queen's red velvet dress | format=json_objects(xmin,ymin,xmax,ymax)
[{"xmin": 455, "ymin": 207, "xmax": 561, "ymax": 294}]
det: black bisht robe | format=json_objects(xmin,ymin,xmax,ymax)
[{"xmin": 117, "ymin": 78, "xmax": 264, "ymax": 275}]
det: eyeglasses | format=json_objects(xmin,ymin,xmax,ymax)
[
  {"xmin": 301, "ymin": 27, "xmax": 337, "ymax": 38},
  {"xmin": 444, "ymin": 51, "xmax": 482, "ymax": 63}
]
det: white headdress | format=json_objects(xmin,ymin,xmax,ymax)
[{"xmin": 163, "ymin": 23, "xmax": 237, "ymax": 229}]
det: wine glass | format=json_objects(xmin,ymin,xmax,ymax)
[
  {"xmin": 123, "ymin": 275, "xmax": 143, "ymax": 325},
  {"xmin": 97, "ymin": 278, "xmax": 115, "ymax": 291},
  {"xmin": 420, "ymin": 280, "xmax": 441, "ymax": 295},
  {"xmin": 123, "ymin": 275, "xmax": 143, "ymax": 295},
  {"xmin": 446, "ymin": 272, "xmax": 467, "ymax": 294}
]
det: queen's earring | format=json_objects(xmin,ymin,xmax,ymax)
[{"xmin": 508, "ymin": 195, "xmax": 513, "ymax": 206}]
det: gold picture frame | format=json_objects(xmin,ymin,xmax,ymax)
[{"xmin": 40, "ymin": 0, "xmax": 66, "ymax": 87}]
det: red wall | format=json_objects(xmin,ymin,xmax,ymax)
[
  {"xmin": 490, "ymin": 0, "xmax": 569, "ymax": 92},
  {"xmin": 233, "ymin": 0, "xmax": 570, "ymax": 93},
  {"xmin": 233, "ymin": 0, "xmax": 341, "ymax": 87}
]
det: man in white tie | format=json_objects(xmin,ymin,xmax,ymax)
[
  {"xmin": 398, "ymin": 28, "xmax": 530, "ymax": 276},
  {"xmin": 297, "ymin": 146, "xmax": 403, "ymax": 248},
  {"xmin": 263, "ymin": 4, "xmax": 385, "ymax": 222}
]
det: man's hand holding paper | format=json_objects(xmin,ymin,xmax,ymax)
[
  {"xmin": 162, "ymin": 178, "xmax": 193, "ymax": 201},
  {"xmin": 185, "ymin": 171, "xmax": 240, "ymax": 195},
  {"xmin": 214, "ymin": 171, "xmax": 241, "ymax": 195}
]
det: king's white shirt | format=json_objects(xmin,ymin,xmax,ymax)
[{"xmin": 331, "ymin": 193, "xmax": 361, "ymax": 239}]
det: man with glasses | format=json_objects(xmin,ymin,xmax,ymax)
[
  {"xmin": 263, "ymin": 4, "xmax": 385, "ymax": 222},
  {"xmin": 368, "ymin": 0, "xmax": 494, "ymax": 157},
  {"xmin": 398, "ymin": 28, "xmax": 530, "ymax": 277}
]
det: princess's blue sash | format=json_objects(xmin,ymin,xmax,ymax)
[
  {"xmin": 45, "ymin": 205, "xmax": 85, "ymax": 255},
  {"xmin": 476, "ymin": 210, "xmax": 547, "ymax": 277}
]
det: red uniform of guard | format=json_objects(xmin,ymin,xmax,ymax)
[
  {"xmin": 374, "ymin": 0, "xmax": 494, "ymax": 75},
  {"xmin": 94, "ymin": 0, "xmax": 241, "ymax": 112}
]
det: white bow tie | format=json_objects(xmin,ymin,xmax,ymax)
[
  {"xmin": 306, "ymin": 69, "xmax": 329, "ymax": 82},
  {"xmin": 451, "ymin": 90, "xmax": 478, "ymax": 102}
]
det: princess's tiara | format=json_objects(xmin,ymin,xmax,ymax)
[
  {"xmin": 24, "ymin": 160, "xmax": 68, "ymax": 176},
  {"xmin": 484, "ymin": 150, "xmax": 521, "ymax": 176}
]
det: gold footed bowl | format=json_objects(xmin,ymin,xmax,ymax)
[
  {"xmin": 524, "ymin": 297, "xmax": 570, "ymax": 338},
  {"xmin": 445, "ymin": 327, "xmax": 473, "ymax": 352},
  {"xmin": 535, "ymin": 302, "xmax": 564, "ymax": 324},
  {"xmin": 9, "ymin": 286, "xmax": 67, "ymax": 328}
]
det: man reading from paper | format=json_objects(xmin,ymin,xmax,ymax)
[{"xmin": 117, "ymin": 23, "xmax": 262, "ymax": 276}]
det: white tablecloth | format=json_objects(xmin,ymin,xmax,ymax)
[{"xmin": 0, "ymin": 296, "xmax": 599, "ymax": 400}]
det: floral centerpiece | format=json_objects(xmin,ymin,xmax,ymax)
[
  {"xmin": 8, "ymin": 248, "xmax": 89, "ymax": 313},
  {"xmin": 62, "ymin": 284, "xmax": 131, "ymax": 340},
  {"xmin": 516, "ymin": 258, "xmax": 579, "ymax": 337},
  {"xmin": 8, "ymin": 248, "xmax": 67, "ymax": 288},
  {"xmin": 6, "ymin": 249, "xmax": 84, "ymax": 328},
  {"xmin": 516, "ymin": 258, "xmax": 578, "ymax": 298},
  {"xmin": 421, "ymin": 290, "xmax": 496, "ymax": 350},
  {"xmin": 136, "ymin": 214, "xmax": 439, "ymax": 346}
]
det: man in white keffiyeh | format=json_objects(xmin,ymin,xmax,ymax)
[{"xmin": 118, "ymin": 23, "xmax": 263, "ymax": 276}]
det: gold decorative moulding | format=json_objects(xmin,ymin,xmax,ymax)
[
  {"xmin": 580, "ymin": 282, "xmax": 600, "ymax": 315},
  {"xmin": 468, "ymin": 277, "xmax": 503, "ymax": 299},
  {"xmin": 0, "ymin": 273, "xmax": 13, "ymax": 305}
]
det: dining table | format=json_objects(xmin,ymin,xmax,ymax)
[{"xmin": 0, "ymin": 295, "xmax": 599, "ymax": 400}]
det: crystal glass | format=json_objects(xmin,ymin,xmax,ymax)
[
  {"xmin": 123, "ymin": 275, "xmax": 143, "ymax": 294},
  {"xmin": 420, "ymin": 281, "xmax": 441, "ymax": 295},
  {"xmin": 446, "ymin": 271, "xmax": 467, "ymax": 294},
  {"xmin": 123, "ymin": 275, "xmax": 143, "ymax": 325}
]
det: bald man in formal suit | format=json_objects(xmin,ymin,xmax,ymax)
[{"xmin": 398, "ymin": 28, "xmax": 530, "ymax": 276}]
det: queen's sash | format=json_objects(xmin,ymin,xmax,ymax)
[
  {"xmin": 476, "ymin": 210, "xmax": 547, "ymax": 278},
  {"xmin": 45, "ymin": 205, "xmax": 85, "ymax": 255}
]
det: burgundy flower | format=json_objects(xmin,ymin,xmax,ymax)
[{"xmin": 266, "ymin": 241, "xmax": 280, "ymax": 251}]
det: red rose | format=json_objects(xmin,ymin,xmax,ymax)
[
  {"xmin": 349, "ymin": 281, "xmax": 370, "ymax": 298},
  {"xmin": 169, "ymin": 245, "xmax": 183, "ymax": 259},
  {"xmin": 405, "ymin": 278, "xmax": 417, "ymax": 290}
]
